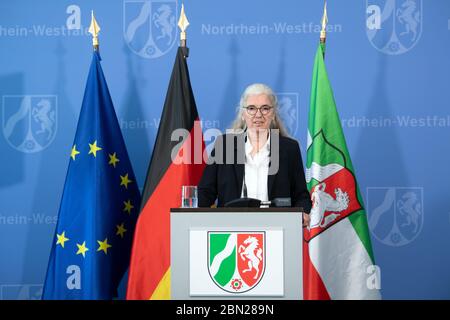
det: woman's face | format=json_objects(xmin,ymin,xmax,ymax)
[{"xmin": 242, "ymin": 94, "xmax": 275, "ymax": 131}]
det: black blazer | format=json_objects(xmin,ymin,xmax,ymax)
[{"xmin": 198, "ymin": 133, "xmax": 312, "ymax": 212}]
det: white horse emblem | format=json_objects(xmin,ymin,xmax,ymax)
[
  {"xmin": 238, "ymin": 236, "xmax": 263, "ymax": 280},
  {"xmin": 153, "ymin": 4, "xmax": 176, "ymax": 45},
  {"xmin": 32, "ymin": 99, "xmax": 55, "ymax": 140},
  {"xmin": 309, "ymin": 182, "xmax": 350, "ymax": 230},
  {"xmin": 397, "ymin": 191, "xmax": 421, "ymax": 233},
  {"xmin": 397, "ymin": 0, "xmax": 420, "ymax": 41}
]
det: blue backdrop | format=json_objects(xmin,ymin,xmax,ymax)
[{"xmin": 0, "ymin": 0, "xmax": 449, "ymax": 300}]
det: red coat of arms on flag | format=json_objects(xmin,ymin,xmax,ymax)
[{"xmin": 304, "ymin": 167, "xmax": 363, "ymax": 242}]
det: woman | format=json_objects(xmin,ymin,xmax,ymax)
[{"xmin": 198, "ymin": 83, "xmax": 311, "ymax": 226}]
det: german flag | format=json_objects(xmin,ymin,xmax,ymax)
[{"xmin": 126, "ymin": 47, "xmax": 205, "ymax": 299}]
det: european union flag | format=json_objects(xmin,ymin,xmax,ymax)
[{"xmin": 43, "ymin": 51, "xmax": 141, "ymax": 300}]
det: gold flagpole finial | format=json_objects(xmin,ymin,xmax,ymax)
[
  {"xmin": 178, "ymin": 3, "xmax": 190, "ymax": 47},
  {"xmin": 89, "ymin": 10, "xmax": 101, "ymax": 50},
  {"xmin": 320, "ymin": 1, "xmax": 328, "ymax": 43}
]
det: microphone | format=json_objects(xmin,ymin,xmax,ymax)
[
  {"xmin": 271, "ymin": 198, "xmax": 292, "ymax": 207},
  {"xmin": 242, "ymin": 172, "xmax": 248, "ymax": 198}
]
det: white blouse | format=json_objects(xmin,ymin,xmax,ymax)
[{"xmin": 241, "ymin": 134, "xmax": 271, "ymax": 201}]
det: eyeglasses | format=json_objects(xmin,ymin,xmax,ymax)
[{"xmin": 243, "ymin": 105, "xmax": 273, "ymax": 116}]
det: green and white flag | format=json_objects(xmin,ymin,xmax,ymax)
[{"xmin": 303, "ymin": 43, "xmax": 381, "ymax": 300}]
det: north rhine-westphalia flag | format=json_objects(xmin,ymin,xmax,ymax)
[
  {"xmin": 303, "ymin": 43, "xmax": 381, "ymax": 300},
  {"xmin": 126, "ymin": 47, "xmax": 206, "ymax": 299},
  {"xmin": 43, "ymin": 51, "xmax": 141, "ymax": 299}
]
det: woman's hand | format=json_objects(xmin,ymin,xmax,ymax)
[{"xmin": 303, "ymin": 212, "xmax": 310, "ymax": 228}]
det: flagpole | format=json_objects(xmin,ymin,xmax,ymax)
[
  {"xmin": 89, "ymin": 11, "xmax": 101, "ymax": 51},
  {"xmin": 320, "ymin": 1, "xmax": 328, "ymax": 58},
  {"xmin": 178, "ymin": 3, "xmax": 190, "ymax": 57}
]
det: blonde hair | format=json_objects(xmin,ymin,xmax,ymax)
[{"xmin": 231, "ymin": 83, "xmax": 290, "ymax": 137}]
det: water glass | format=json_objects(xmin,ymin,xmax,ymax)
[{"xmin": 181, "ymin": 185, "xmax": 198, "ymax": 208}]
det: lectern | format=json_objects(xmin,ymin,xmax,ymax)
[{"xmin": 170, "ymin": 208, "xmax": 303, "ymax": 299}]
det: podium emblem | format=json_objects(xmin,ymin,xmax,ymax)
[{"xmin": 208, "ymin": 232, "xmax": 265, "ymax": 293}]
